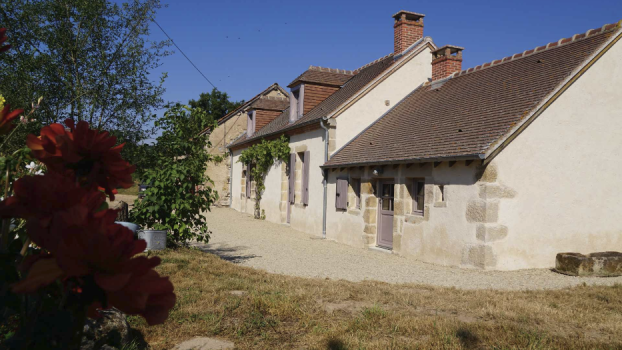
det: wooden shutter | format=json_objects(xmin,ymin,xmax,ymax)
[
  {"xmin": 289, "ymin": 154, "xmax": 296, "ymax": 204},
  {"xmin": 336, "ymin": 178, "xmax": 348, "ymax": 210},
  {"xmin": 413, "ymin": 179, "xmax": 425, "ymax": 214},
  {"xmin": 302, "ymin": 151, "xmax": 310, "ymax": 205}
]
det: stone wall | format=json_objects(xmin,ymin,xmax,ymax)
[
  {"xmin": 361, "ymin": 178, "xmax": 378, "ymax": 246},
  {"xmin": 205, "ymin": 110, "xmax": 247, "ymax": 206},
  {"xmin": 326, "ymin": 162, "xmax": 486, "ymax": 268}
]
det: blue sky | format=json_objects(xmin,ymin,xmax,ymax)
[{"xmin": 149, "ymin": 0, "xmax": 622, "ymax": 109}]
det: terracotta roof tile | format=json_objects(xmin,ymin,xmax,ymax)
[
  {"xmin": 325, "ymin": 25, "xmax": 618, "ymax": 167},
  {"xmin": 287, "ymin": 66, "xmax": 356, "ymax": 88},
  {"xmin": 249, "ymin": 97, "xmax": 289, "ymax": 111}
]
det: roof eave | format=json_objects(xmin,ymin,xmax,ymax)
[
  {"xmin": 321, "ymin": 154, "xmax": 484, "ymax": 169},
  {"xmin": 227, "ymin": 117, "xmax": 321, "ymax": 150}
]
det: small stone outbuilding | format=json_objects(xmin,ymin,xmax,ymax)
[{"xmin": 200, "ymin": 84, "xmax": 288, "ymax": 206}]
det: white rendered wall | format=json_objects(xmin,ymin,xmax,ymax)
[
  {"xmin": 288, "ymin": 128, "xmax": 326, "ymax": 236},
  {"xmin": 491, "ymin": 37, "xmax": 622, "ymax": 269}
]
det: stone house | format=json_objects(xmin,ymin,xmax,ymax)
[
  {"xmin": 229, "ymin": 11, "xmax": 622, "ymax": 270},
  {"xmin": 199, "ymin": 83, "xmax": 288, "ymax": 206},
  {"xmin": 323, "ymin": 21, "xmax": 622, "ymax": 270}
]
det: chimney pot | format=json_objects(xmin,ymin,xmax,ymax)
[
  {"xmin": 392, "ymin": 10, "xmax": 425, "ymax": 55},
  {"xmin": 431, "ymin": 45, "xmax": 464, "ymax": 81}
]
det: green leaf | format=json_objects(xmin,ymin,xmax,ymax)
[{"xmin": 96, "ymin": 201, "xmax": 109, "ymax": 213}]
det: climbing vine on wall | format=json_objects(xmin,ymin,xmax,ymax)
[{"xmin": 238, "ymin": 135, "xmax": 290, "ymax": 219}]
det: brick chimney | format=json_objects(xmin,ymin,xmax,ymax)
[
  {"xmin": 393, "ymin": 11, "xmax": 425, "ymax": 55},
  {"xmin": 431, "ymin": 45, "xmax": 464, "ymax": 81}
]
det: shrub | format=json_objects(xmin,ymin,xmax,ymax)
[{"xmin": 131, "ymin": 104, "xmax": 217, "ymax": 244}]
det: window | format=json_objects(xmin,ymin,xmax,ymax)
[
  {"xmin": 300, "ymin": 151, "xmax": 310, "ymax": 205},
  {"xmin": 289, "ymin": 85, "xmax": 304, "ymax": 123},
  {"xmin": 350, "ymin": 178, "xmax": 361, "ymax": 209},
  {"xmin": 288, "ymin": 154, "xmax": 296, "ymax": 204},
  {"xmin": 246, "ymin": 110, "xmax": 256, "ymax": 137},
  {"xmin": 412, "ymin": 179, "xmax": 425, "ymax": 215}
]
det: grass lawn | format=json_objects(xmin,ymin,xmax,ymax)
[
  {"xmin": 117, "ymin": 182, "xmax": 140, "ymax": 196},
  {"xmin": 131, "ymin": 248, "xmax": 622, "ymax": 349}
]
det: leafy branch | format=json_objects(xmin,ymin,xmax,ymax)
[{"xmin": 130, "ymin": 104, "xmax": 218, "ymax": 244}]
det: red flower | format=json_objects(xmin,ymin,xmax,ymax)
[
  {"xmin": 0, "ymin": 104, "xmax": 23, "ymax": 135},
  {"xmin": 0, "ymin": 28, "xmax": 11, "ymax": 53},
  {"xmin": 27, "ymin": 119, "xmax": 135, "ymax": 200},
  {"xmin": 11, "ymin": 208, "xmax": 175, "ymax": 325},
  {"xmin": 0, "ymin": 173, "xmax": 106, "ymax": 253}
]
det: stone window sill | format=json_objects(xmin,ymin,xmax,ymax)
[
  {"xmin": 405, "ymin": 214, "xmax": 425, "ymax": 224},
  {"xmin": 434, "ymin": 202, "xmax": 447, "ymax": 208}
]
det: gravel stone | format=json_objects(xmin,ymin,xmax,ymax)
[
  {"xmin": 196, "ymin": 208, "xmax": 622, "ymax": 291},
  {"xmin": 174, "ymin": 337, "xmax": 234, "ymax": 350}
]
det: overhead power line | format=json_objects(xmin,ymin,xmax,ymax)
[{"xmin": 151, "ymin": 17, "xmax": 218, "ymax": 90}]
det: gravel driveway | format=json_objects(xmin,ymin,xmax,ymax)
[{"xmin": 195, "ymin": 207, "xmax": 622, "ymax": 291}]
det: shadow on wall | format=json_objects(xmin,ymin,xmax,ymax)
[
  {"xmin": 326, "ymin": 161, "xmax": 493, "ymax": 188},
  {"xmin": 192, "ymin": 242, "xmax": 259, "ymax": 264}
]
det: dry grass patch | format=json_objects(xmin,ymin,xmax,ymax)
[{"xmin": 130, "ymin": 248, "xmax": 622, "ymax": 349}]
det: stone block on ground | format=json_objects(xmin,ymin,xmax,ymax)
[
  {"xmin": 174, "ymin": 337, "xmax": 235, "ymax": 350},
  {"xmin": 81, "ymin": 308, "xmax": 130, "ymax": 350},
  {"xmin": 555, "ymin": 252, "xmax": 622, "ymax": 277},
  {"xmin": 113, "ymin": 201, "xmax": 129, "ymax": 222}
]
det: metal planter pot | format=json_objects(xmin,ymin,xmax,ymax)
[
  {"xmin": 138, "ymin": 230, "xmax": 167, "ymax": 251},
  {"xmin": 115, "ymin": 222, "xmax": 140, "ymax": 234}
]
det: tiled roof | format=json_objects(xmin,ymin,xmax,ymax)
[
  {"xmin": 325, "ymin": 23, "xmax": 620, "ymax": 167},
  {"xmin": 250, "ymin": 96, "xmax": 289, "ymax": 111},
  {"xmin": 287, "ymin": 66, "xmax": 356, "ymax": 88},
  {"xmin": 229, "ymin": 54, "xmax": 396, "ymax": 148}
]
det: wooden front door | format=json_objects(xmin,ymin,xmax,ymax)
[{"xmin": 377, "ymin": 180, "xmax": 394, "ymax": 249}]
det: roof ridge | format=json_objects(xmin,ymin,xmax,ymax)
[
  {"xmin": 258, "ymin": 95, "xmax": 288, "ymax": 101},
  {"xmin": 308, "ymin": 65, "xmax": 356, "ymax": 75},
  {"xmin": 453, "ymin": 21, "xmax": 621, "ymax": 79},
  {"xmin": 353, "ymin": 53, "xmax": 395, "ymax": 73}
]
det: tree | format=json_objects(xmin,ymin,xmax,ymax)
[
  {"xmin": 188, "ymin": 88, "xmax": 244, "ymax": 127},
  {"xmin": 130, "ymin": 104, "xmax": 217, "ymax": 244},
  {"xmin": 124, "ymin": 140, "xmax": 158, "ymax": 180},
  {"xmin": 0, "ymin": 0, "xmax": 171, "ymax": 155}
]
